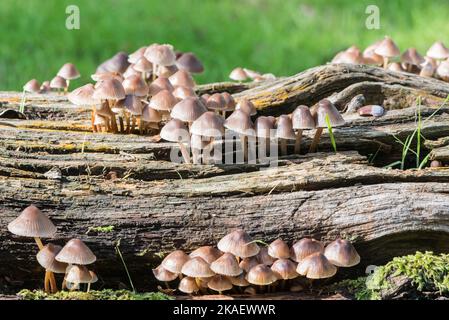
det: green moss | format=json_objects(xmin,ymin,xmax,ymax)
[
  {"xmin": 18, "ymin": 289, "xmax": 173, "ymax": 300},
  {"xmin": 86, "ymin": 225, "xmax": 115, "ymax": 234}
]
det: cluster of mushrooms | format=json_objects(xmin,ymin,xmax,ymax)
[
  {"xmin": 332, "ymin": 36, "xmax": 449, "ymax": 81},
  {"xmin": 7, "ymin": 205, "xmax": 98, "ymax": 293},
  {"xmin": 153, "ymin": 229, "xmax": 360, "ymax": 296}
]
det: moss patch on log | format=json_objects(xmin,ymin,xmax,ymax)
[{"xmin": 17, "ymin": 289, "xmax": 172, "ymax": 300}]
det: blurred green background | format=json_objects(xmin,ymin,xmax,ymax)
[{"xmin": 1, "ymin": 0, "xmax": 449, "ymax": 90}]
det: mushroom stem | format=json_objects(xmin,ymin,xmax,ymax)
[
  {"xmin": 294, "ymin": 130, "xmax": 303, "ymax": 154},
  {"xmin": 383, "ymin": 57, "xmax": 389, "ymax": 69},
  {"xmin": 49, "ymin": 271, "xmax": 58, "ymax": 293},
  {"xmin": 192, "ymin": 148, "xmax": 201, "ymax": 164},
  {"xmin": 34, "ymin": 237, "xmax": 44, "ymax": 250},
  {"xmin": 61, "ymin": 279, "xmax": 67, "ymax": 291},
  {"xmin": 178, "ymin": 142, "xmax": 191, "ymax": 164},
  {"xmin": 118, "ymin": 116, "xmax": 125, "ymax": 133},
  {"xmin": 125, "ymin": 114, "xmax": 131, "ymax": 134},
  {"xmin": 87, "ymin": 283, "xmax": 91, "ymax": 292},
  {"xmin": 65, "ymin": 80, "xmax": 70, "ymax": 94},
  {"xmin": 106, "ymin": 100, "xmax": 119, "ymax": 133},
  {"xmin": 19, "ymin": 89, "xmax": 26, "ymax": 114},
  {"xmin": 240, "ymin": 135, "xmax": 248, "ymax": 162},
  {"xmin": 91, "ymin": 107, "xmax": 97, "ymax": 133},
  {"xmin": 44, "ymin": 271, "xmax": 50, "ymax": 293},
  {"xmin": 138, "ymin": 116, "xmax": 144, "ymax": 134},
  {"xmin": 280, "ymin": 139, "xmax": 287, "ymax": 156},
  {"xmin": 131, "ymin": 116, "xmax": 136, "ymax": 133},
  {"xmin": 152, "ymin": 64, "xmax": 157, "ymax": 81},
  {"xmin": 309, "ymin": 127, "xmax": 323, "ymax": 153}
]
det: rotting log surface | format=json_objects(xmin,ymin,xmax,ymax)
[{"xmin": 1, "ymin": 64, "xmax": 449, "ymax": 292}]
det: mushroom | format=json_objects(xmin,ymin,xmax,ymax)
[
  {"xmin": 246, "ymin": 264, "xmax": 278, "ymax": 292},
  {"xmin": 94, "ymin": 101, "xmax": 116, "ymax": 132},
  {"xmin": 205, "ymin": 93, "xmax": 226, "ymax": 115},
  {"xmin": 181, "ymin": 257, "xmax": 215, "ymax": 289},
  {"xmin": 152, "ymin": 265, "xmax": 178, "ymax": 289},
  {"xmin": 169, "ymin": 69, "xmax": 196, "ymax": 88},
  {"xmin": 236, "ymin": 99, "xmax": 257, "ymax": 116},
  {"xmin": 229, "ymin": 273, "xmax": 250, "ymax": 288},
  {"xmin": 171, "ymin": 97, "xmax": 207, "ymax": 129},
  {"xmin": 363, "ymin": 40, "xmax": 383, "ymax": 65},
  {"xmin": 189, "ymin": 246, "xmax": 222, "ymax": 264},
  {"xmin": 430, "ymin": 160, "xmax": 443, "ymax": 168},
  {"xmin": 243, "ymin": 68, "xmax": 262, "ymax": 80},
  {"xmin": 161, "ymin": 250, "xmax": 190, "ymax": 276},
  {"xmin": 217, "ymin": 229, "xmax": 260, "ymax": 260},
  {"xmin": 144, "ymin": 44, "xmax": 177, "ymax": 81},
  {"xmin": 387, "ymin": 62, "xmax": 405, "ymax": 72},
  {"xmin": 176, "ymin": 52, "xmax": 204, "ymax": 74},
  {"xmin": 148, "ymin": 89, "xmax": 178, "ymax": 120},
  {"xmin": 190, "ymin": 134, "xmax": 211, "ymax": 165},
  {"xmin": 229, "ymin": 68, "xmax": 248, "ymax": 81},
  {"xmin": 296, "ymin": 252, "xmax": 337, "ymax": 280},
  {"xmin": 148, "ymin": 77, "xmax": 174, "ymax": 96},
  {"xmin": 91, "ymin": 71, "xmax": 124, "ymax": 83},
  {"xmin": 309, "ymin": 99, "xmax": 345, "ymax": 153},
  {"xmin": 437, "ymin": 60, "xmax": 449, "ymax": 82},
  {"xmin": 65, "ymin": 265, "xmax": 92, "ymax": 291},
  {"xmin": 210, "ymin": 253, "xmax": 243, "ymax": 277},
  {"xmin": 275, "ymin": 115, "xmax": 296, "ymax": 156},
  {"xmin": 374, "ymin": 36, "xmax": 400, "ymax": 68},
  {"xmin": 36, "ymin": 244, "xmax": 67, "ymax": 293},
  {"xmin": 178, "ymin": 277, "xmax": 199, "ymax": 295},
  {"xmin": 239, "ymin": 257, "xmax": 260, "ymax": 273},
  {"xmin": 420, "ymin": 57, "xmax": 437, "ymax": 78},
  {"xmin": 291, "ymin": 105, "xmax": 315, "ymax": 154},
  {"xmin": 271, "ymin": 258, "xmax": 299, "ymax": 289},
  {"xmin": 257, "ymin": 247, "xmax": 276, "ymax": 266},
  {"xmin": 40, "ymin": 81, "xmax": 51, "ymax": 94},
  {"xmin": 96, "ymin": 51, "xmax": 130, "ymax": 74},
  {"xmin": 426, "ymin": 41, "xmax": 449, "ymax": 63},
  {"xmin": 122, "ymin": 75, "xmax": 149, "ymax": 97},
  {"xmin": 268, "ymin": 239, "xmax": 291, "ymax": 259},
  {"xmin": 93, "ymin": 114, "xmax": 109, "ymax": 133},
  {"xmin": 255, "ymin": 116, "xmax": 276, "ymax": 159},
  {"xmin": 401, "ymin": 48, "xmax": 425, "ymax": 73},
  {"xmin": 55, "ymin": 239, "xmax": 97, "ymax": 265},
  {"xmin": 173, "ymin": 86, "xmax": 196, "ymax": 100},
  {"xmin": 141, "ymin": 104, "xmax": 162, "ymax": 134},
  {"xmin": 324, "ymin": 239, "xmax": 360, "ymax": 267},
  {"xmin": 157, "ymin": 65, "xmax": 179, "ymax": 78},
  {"xmin": 160, "ymin": 119, "xmax": 191, "ymax": 164},
  {"xmin": 207, "ymin": 275, "xmax": 233, "ymax": 295},
  {"xmin": 87, "ymin": 271, "xmax": 98, "ymax": 292},
  {"xmin": 290, "ymin": 238, "xmax": 324, "ymax": 263},
  {"xmin": 68, "ymin": 84, "xmax": 100, "ymax": 133},
  {"xmin": 221, "ymin": 92, "xmax": 236, "ymax": 118},
  {"xmin": 224, "ymin": 110, "xmax": 255, "ymax": 162},
  {"xmin": 116, "ymin": 95, "xmax": 144, "ymax": 133},
  {"xmin": 50, "ymin": 76, "xmax": 67, "ymax": 94},
  {"xmin": 190, "ymin": 111, "xmax": 225, "ymax": 164},
  {"xmin": 57, "ymin": 63, "xmax": 80, "ymax": 93},
  {"xmin": 128, "ymin": 46, "xmax": 147, "ymax": 64},
  {"xmin": 132, "ymin": 57, "xmax": 153, "ymax": 81}
]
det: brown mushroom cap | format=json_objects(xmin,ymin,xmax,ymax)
[
  {"xmin": 257, "ymin": 247, "xmax": 276, "ymax": 266},
  {"xmin": 91, "ymin": 71, "xmax": 124, "ymax": 83},
  {"xmin": 224, "ymin": 110, "xmax": 255, "ymax": 136},
  {"xmin": 427, "ymin": 41, "xmax": 449, "ymax": 60},
  {"xmin": 171, "ymin": 97, "xmax": 207, "ymax": 123},
  {"xmin": 268, "ymin": 239, "xmax": 291, "ymax": 259},
  {"xmin": 173, "ymin": 86, "xmax": 196, "ymax": 100},
  {"xmin": 255, "ymin": 116, "xmax": 275, "ymax": 139},
  {"xmin": 332, "ymin": 50, "xmax": 364, "ymax": 64},
  {"xmin": 374, "ymin": 36, "xmax": 400, "ymax": 58},
  {"xmin": 271, "ymin": 258, "xmax": 299, "ymax": 280},
  {"xmin": 314, "ymin": 99, "xmax": 345, "ymax": 128},
  {"xmin": 207, "ymin": 275, "xmax": 233, "ymax": 292},
  {"xmin": 189, "ymin": 246, "xmax": 222, "ymax": 264},
  {"xmin": 152, "ymin": 265, "xmax": 178, "ymax": 282},
  {"xmin": 181, "ymin": 257, "xmax": 215, "ymax": 278},
  {"xmin": 437, "ymin": 60, "xmax": 449, "ymax": 81},
  {"xmin": 132, "ymin": 57, "xmax": 153, "ymax": 73},
  {"xmin": 55, "ymin": 239, "xmax": 96, "ymax": 265},
  {"xmin": 243, "ymin": 68, "xmax": 261, "ymax": 79},
  {"xmin": 217, "ymin": 229, "xmax": 260, "ymax": 258},
  {"xmin": 65, "ymin": 265, "xmax": 92, "ymax": 284},
  {"xmin": 176, "ymin": 52, "xmax": 204, "ymax": 74},
  {"xmin": 178, "ymin": 276, "xmax": 199, "ymax": 294},
  {"xmin": 229, "ymin": 273, "xmax": 250, "ymax": 287},
  {"xmin": 68, "ymin": 84, "xmax": 99, "ymax": 105},
  {"xmin": 210, "ymin": 253, "xmax": 243, "ymax": 277},
  {"xmin": 36, "ymin": 244, "xmax": 67, "ymax": 273},
  {"xmin": 160, "ymin": 119, "xmax": 190, "ymax": 143},
  {"xmin": 291, "ymin": 238, "xmax": 325, "ymax": 263},
  {"xmin": 122, "ymin": 75, "xmax": 149, "ymax": 97},
  {"xmin": 57, "ymin": 63, "xmax": 80, "ymax": 80},
  {"xmin": 229, "ymin": 67, "xmax": 248, "ymax": 81},
  {"xmin": 221, "ymin": 92, "xmax": 236, "ymax": 111},
  {"xmin": 292, "ymin": 105, "xmax": 316, "ymax": 130},
  {"xmin": 92, "ymin": 79, "xmax": 126, "ymax": 100},
  {"xmin": 156, "ymin": 64, "xmax": 179, "ymax": 78},
  {"xmin": 206, "ymin": 93, "xmax": 226, "ymax": 111},
  {"xmin": 246, "ymin": 264, "xmax": 278, "ymax": 285},
  {"xmin": 161, "ymin": 250, "xmax": 190, "ymax": 274},
  {"xmin": 96, "ymin": 52, "xmax": 130, "ymax": 74},
  {"xmin": 275, "ymin": 115, "xmax": 296, "ymax": 140},
  {"xmin": 128, "ymin": 46, "xmax": 147, "ymax": 64},
  {"xmin": 141, "ymin": 105, "xmax": 162, "ymax": 123},
  {"xmin": 148, "ymin": 77, "xmax": 174, "ymax": 96},
  {"xmin": 23, "ymin": 79, "xmax": 41, "ymax": 93},
  {"xmin": 401, "ymin": 48, "xmax": 425, "ymax": 66},
  {"xmin": 116, "ymin": 95, "xmax": 143, "ymax": 116},
  {"xmin": 89, "ymin": 271, "xmax": 98, "ymax": 284},
  {"xmin": 144, "ymin": 44, "xmax": 176, "ymax": 66},
  {"xmin": 236, "ymin": 99, "xmax": 257, "ymax": 116},
  {"xmin": 50, "ymin": 76, "xmax": 67, "ymax": 89},
  {"xmin": 190, "ymin": 111, "xmax": 225, "ymax": 138},
  {"xmin": 8, "ymin": 205, "xmax": 56, "ymax": 238},
  {"xmin": 296, "ymin": 252, "xmax": 337, "ymax": 279},
  {"xmin": 239, "ymin": 257, "xmax": 260, "ymax": 273},
  {"xmin": 324, "ymin": 239, "xmax": 360, "ymax": 267},
  {"xmin": 169, "ymin": 70, "xmax": 195, "ymax": 88},
  {"xmin": 387, "ymin": 62, "xmax": 404, "ymax": 72},
  {"xmin": 148, "ymin": 90, "xmax": 178, "ymax": 111}
]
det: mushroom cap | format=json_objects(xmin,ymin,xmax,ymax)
[
  {"xmin": 420, "ymin": 58, "xmax": 436, "ymax": 77},
  {"xmin": 178, "ymin": 277, "xmax": 199, "ymax": 294},
  {"xmin": 116, "ymin": 95, "xmax": 143, "ymax": 116},
  {"xmin": 363, "ymin": 40, "xmax": 384, "ymax": 65},
  {"xmin": 291, "ymin": 238, "xmax": 325, "ymax": 263},
  {"xmin": 8, "ymin": 205, "xmax": 56, "ymax": 238},
  {"xmin": 206, "ymin": 93, "xmax": 226, "ymax": 111},
  {"xmin": 296, "ymin": 252, "xmax": 337, "ymax": 279},
  {"xmin": 173, "ymin": 86, "xmax": 196, "ymax": 100},
  {"xmin": 55, "ymin": 239, "xmax": 96, "ymax": 265},
  {"xmin": 246, "ymin": 264, "xmax": 278, "ymax": 285},
  {"xmin": 224, "ymin": 110, "xmax": 255, "ymax": 136},
  {"xmin": 189, "ymin": 246, "xmax": 222, "ymax": 264},
  {"xmin": 221, "ymin": 92, "xmax": 236, "ymax": 111},
  {"xmin": 243, "ymin": 68, "xmax": 261, "ymax": 79},
  {"xmin": 271, "ymin": 258, "xmax": 299, "ymax": 280},
  {"xmin": 128, "ymin": 46, "xmax": 147, "ymax": 64},
  {"xmin": 387, "ymin": 62, "xmax": 404, "ymax": 72},
  {"xmin": 132, "ymin": 57, "xmax": 153, "ymax": 73},
  {"xmin": 401, "ymin": 48, "xmax": 425, "ymax": 66},
  {"xmin": 148, "ymin": 89, "xmax": 178, "ymax": 111},
  {"xmin": 292, "ymin": 105, "xmax": 316, "ymax": 130},
  {"xmin": 160, "ymin": 119, "xmax": 190, "ymax": 143},
  {"xmin": 207, "ymin": 275, "xmax": 233, "ymax": 292},
  {"xmin": 314, "ymin": 99, "xmax": 345, "ymax": 128},
  {"xmin": 427, "ymin": 41, "xmax": 449, "ymax": 60},
  {"xmin": 169, "ymin": 70, "xmax": 195, "ymax": 88},
  {"xmin": 123, "ymin": 66, "xmax": 142, "ymax": 79},
  {"xmin": 68, "ymin": 84, "xmax": 99, "ymax": 106},
  {"xmin": 92, "ymin": 79, "xmax": 126, "ymax": 100},
  {"xmin": 255, "ymin": 116, "xmax": 275, "ymax": 138},
  {"xmin": 23, "ymin": 79, "xmax": 41, "ymax": 93},
  {"xmin": 152, "ymin": 265, "xmax": 178, "ymax": 282},
  {"xmin": 141, "ymin": 105, "xmax": 162, "ymax": 123},
  {"xmin": 374, "ymin": 36, "xmax": 400, "ymax": 58},
  {"xmin": 239, "ymin": 257, "xmax": 259, "ymax": 273},
  {"xmin": 437, "ymin": 60, "xmax": 449, "ymax": 81},
  {"xmin": 229, "ymin": 273, "xmax": 250, "ymax": 287},
  {"xmin": 89, "ymin": 271, "xmax": 98, "ymax": 284},
  {"xmin": 236, "ymin": 99, "xmax": 257, "ymax": 116},
  {"xmin": 156, "ymin": 64, "xmax": 179, "ymax": 78},
  {"xmin": 96, "ymin": 52, "xmax": 130, "ymax": 74},
  {"xmin": 181, "ymin": 257, "xmax": 215, "ymax": 278},
  {"xmin": 332, "ymin": 50, "xmax": 364, "ymax": 64},
  {"xmin": 144, "ymin": 44, "xmax": 176, "ymax": 66},
  {"xmin": 217, "ymin": 229, "xmax": 260, "ymax": 258},
  {"xmin": 161, "ymin": 250, "xmax": 190, "ymax": 274},
  {"xmin": 324, "ymin": 239, "xmax": 360, "ymax": 267},
  {"xmin": 229, "ymin": 67, "xmax": 248, "ymax": 81},
  {"xmin": 268, "ymin": 239, "xmax": 291, "ymax": 259},
  {"xmin": 50, "ymin": 76, "xmax": 67, "ymax": 89},
  {"xmin": 40, "ymin": 81, "xmax": 51, "ymax": 93},
  {"xmin": 275, "ymin": 115, "xmax": 296, "ymax": 140},
  {"xmin": 190, "ymin": 134, "xmax": 211, "ymax": 150},
  {"xmin": 36, "ymin": 244, "xmax": 67, "ymax": 273},
  {"xmin": 122, "ymin": 75, "xmax": 149, "ymax": 97},
  {"xmin": 257, "ymin": 247, "xmax": 276, "ymax": 266},
  {"xmin": 91, "ymin": 71, "xmax": 124, "ymax": 83},
  {"xmin": 210, "ymin": 253, "xmax": 243, "ymax": 277},
  {"xmin": 65, "ymin": 265, "xmax": 92, "ymax": 284},
  {"xmin": 171, "ymin": 97, "xmax": 207, "ymax": 122},
  {"xmin": 148, "ymin": 77, "xmax": 174, "ymax": 96},
  {"xmin": 176, "ymin": 52, "xmax": 204, "ymax": 74},
  {"xmin": 190, "ymin": 111, "xmax": 225, "ymax": 138},
  {"xmin": 57, "ymin": 63, "xmax": 80, "ymax": 80}
]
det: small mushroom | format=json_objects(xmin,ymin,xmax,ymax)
[
  {"xmin": 229, "ymin": 273, "xmax": 250, "ymax": 288},
  {"xmin": 176, "ymin": 52, "xmax": 204, "ymax": 74},
  {"xmin": 246, "ymin": 264, "xmax": 278, "ymax": 291},
  {"xmin": 148, "ymin": 77, "xmax": 174, "ymax": 96},
  {"xmin": 374, "ymin": 36, "xmax": 400, "ymax": 68},
  {"xmin": 144, "ymin": 44, "xmax": 177, "ymax": 81},
  {"xmin": 255, "ymin": 116, "xmax": 276, "ymax": 158},
  {"xmin": 437, "ymin": 60, "xmax": 449, "ymax": 81},
  {"xmin": 128, "ymin": 46, "xmax": 147, "ymax": 64},
  {"xmin": 173, "ymin": 86, "xmax": 196, "ymax": 100},
  {"xmin": 217, "ymin": 229, "xmax": 260, "ymax": 259},
  {"xmin": 275, "ymin": 115, "xmax": 296, "ymax": 156},
  {"xmin": 239, "ymin": 257, "xmax": 260, "ymax": 273},
  {"xmin": 324, "ymin": 239, "xmax": 360, "ymax": 267},
  {"xmin": 160, "ymin": 119, "xmax": 191, "ymax": 164},
  {"xmin": 257, "ymin": 247, "xmax": 276, "ymax": 266},
  {"xmin": 290, "ymin": 238, "xmax": 324, "ymax": 263},
  {"xmin": 401, "ymin": 48, "xmax": 425, "ymax": 73},
  {"xmin": 210, "ymin": 253, "xmax": 242, "ymax": 277},
  {"xmin": 190, "ymin": 111, "xmax": 225, "ymax": 164},
  {"xmin": 152, "ymin": 265, "xmax": 178, "ymax": 289},
  {"xmin": 68, "ymin": 84, "xmax": 100, "ymax": 133},
  {"xmin": 96, "ymin": 51, "xmax": 130, "ymax": 74},
  {"xmin": 117, "ymin": 95, "xmax": 144, "ymax": 133},
  {"xmin": 65, "ymin": 265, "xmax": 92, "ymax": 291},
  {"xmin": 291, "ymin": 105, "xmax": 315, "ymax": 154},
  {"xmin": 207, "ymin": 275, "xmax": 233, "ymax": 294},
  {"xmin": 387, "ymin": 62, "xmax": 404, "ymax": 72},
  {"xmin": 205, "ymin": 93, "xmax": 226, "ymax": 115},
  {"xmin": 358, "ymin": 105, "xmax": 385, "ymax": 117},
  {"xmin": 161, "ymin": 250, "xmax": 190, "ymax": 275},
  {"xmin": 268, "ymin": 239, "xmax": 291, "ymax": 259},
  {"xmin": 148, "ymin": 89, "xmax": 178, "ymax": 120},
  {"xmin": 171, "ymin": 97, "xmax": 207, "ymax": 129},
  {"xmin": 430, "ymin": 160, "xmax": 443, "ymax": 168},
  {"xmin": 271, "ymin": 258, "xmax": 299, "ymax": 280},
  {"xmin": 36, "ymin": 244, "xmax": 67, "ymax": 293},
  {"xmin": 229, "ymin": 68, "xmax": 248, "ymax": 81},
  {"xmin": 92, "ymin": 79, "xmax": 126, "ymax": 133},
  {"xmin": 132, "ymin": 57, "xmax": 153, "ymax": 80},
  {"xmin": 122, "ymin": 75, "xmax": 149, "ymax": 97},
  {"xmin": 420, "ymin": 57, "xmax": 437, "ymax": 78},
  {"xmin": 296, "ymin": 252, "xmax": 337, "ymax": 280},
  {"xmin": 236, "ymin": 99, "xmax": 257, "ymax": 116},
  {"xmin": 55, "ymin": 239, "xmax": 97, "ymax": 265},
  {"xmin": 224, "ymin": 110, "xmax": 255, "ymax": 162},
  {"xmin": 50, "ymin": 76, "xmax": 68, "ymax": 94},
  {"xmin": 178, "ymin": 276, "xmax": 199, "ymax": 295},
  {"xmin": 189, "ymin": 246, "xmax": 222, "ymax": 264},
  {"xmin": 57, "ymin": 63, "xmax": 80, "ymax": 92},
  {"xmin": 427, "ymin": 41, "xmax": 449, "ymax": 62}
]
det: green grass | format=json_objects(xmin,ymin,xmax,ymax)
[
  {"xmin": 1, "ymin": 0, "xmax": 449, "ymax": 90},
  {"xmin": 18, "ymin": 289, "xmax": 172, "ymax": 300}
]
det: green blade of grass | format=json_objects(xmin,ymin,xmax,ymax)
[
  {"xmin": 383, "ymin": 161, "xmax": 402, "ymax": 169},
  {"xmin": 115, "ymin": 239, "xmax": 136, "ymax": 293},
  {"xmin": 418, "ymin": 153, "xmax": 431, "ymax": 170},
  {"xmin": 325, "ymin": 114, "xmax": 337, "ymax": 153}
]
